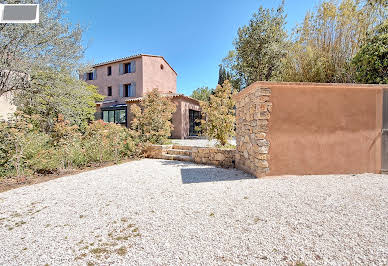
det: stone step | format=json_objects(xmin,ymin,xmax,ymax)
[
  {"xmin": 161, "ymin": 154, "xmax": 193, "ymax": 162},
  {"xmin": 166, "ymin": 149, "xmax": 192, "ymax": 156},
  {"xmin": 172, "ymin": 145, "xmax": 193, "ymax": 151}
]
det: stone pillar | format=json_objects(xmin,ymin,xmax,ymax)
[{"xmin": 235, "ymin": 87, "xmax": 272, "ymax": 177}]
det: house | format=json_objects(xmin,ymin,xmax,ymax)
[{"xmin": 82, "ymin": 54, "xmax": 201, "ymax": 139}]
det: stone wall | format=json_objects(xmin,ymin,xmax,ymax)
[
  {"xmin": 144, "ymin": 144, "xmax": 172, "ymax": 158},
  {"xmin": 144, "ymin": 144, "xmax": 236, "ymax": 169},
  {"xmin": 191, "ymin": 147, "xmax": 235, "ymax": 168},
  {"xmin": 234, "ymin": 87, "xmax": 272, "ymax": 177}
]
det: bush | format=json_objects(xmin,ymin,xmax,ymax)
[
  {"xmin": 0, "ymin": 112, "xmax": 51, "ymax": 177},
  {"xmin": 198, "ymin": 80, "xmax": 237, "ymax": 146},
  {"xmin": 0, "ymin": 113, "xmax": 145, "ymax": 178},
  {"xmin": 130, "ymin": 89, "xmax": 176, "ymax": 145}
]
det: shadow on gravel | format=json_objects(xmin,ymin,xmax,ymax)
[{"xmin": 180, "ymin": 168, "xmax": 255, "ymax": 184}]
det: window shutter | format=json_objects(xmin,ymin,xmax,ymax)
[
  {"xmin": 119, "ymin": 64, "xmax": 124, "ymax": 75},
  {"xmin": 131, "ymin": 61, "xmax": 136, "ymax": 73},
  {"xmin": 131, "ymin": 82, "xmax": 136, "ymax": 97},
  {"xmin": 119, "ymin": 84, "xmax": 123, "ymax": 97},
  {"xmin": 93, "ymin": 69, "xmax": 97, "ymax": 80},
  {"xmin": 83, "ymin": 73, "xmax": 87, "ymax": 80}
]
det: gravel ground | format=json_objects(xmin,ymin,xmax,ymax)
[
  {"xmin": 0, "ymin": 159, "xmax": 387, "ymax": 265},
  {"xmin": 171, "ymin": 138, "xmax": 236, "ymax": 147}
]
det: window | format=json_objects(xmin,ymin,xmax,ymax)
[
  {"xmin": 107, "ymin": 86, "xmax": 112, "ymax": 96},
  {"xmin": 107, "ymin": 66, "xmax": 112, "ymax": 76},
  {"xmin": 124, "ymin": 63, "xmax": 131, "ymax": 74},
  {"xmin": 124, "ymin": 84, "xmax": 135, "ymax": 97},
  {"xmin": 160, "ymin": 64, "xmax": 164, "ymax": 70},
  {"xmin": 87, "ymin": 72, "xmax": 94, "ymax": 80},
  {"xmin": 102, "ymin": 109, "xmax": 126, "ymax": 124}
]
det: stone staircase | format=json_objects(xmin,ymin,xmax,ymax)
[{"xmin": 161, "ymin": 145, "xmax": 193, "ymax": 162}]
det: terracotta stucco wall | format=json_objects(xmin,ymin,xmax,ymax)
[
  {"xmin": 87, "ymin": 57, "xmax": 144, "ymax": 106},
  {"xmin": 180, "ymin": 99, "xmax": 201, "ymax": 139},
  {"xmin": 236, "ymin": 82, "xmax": 385, "ymax": 177},
  {"xmin": 142, "ymin": 56, "xmax": 177, "ymax": 96}
]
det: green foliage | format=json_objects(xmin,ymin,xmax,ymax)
[
  {"xmin": 0, "ymin": 0, "xmax": 85, "ymax": 95},
  {"xmin": 217, "ymin": 65, "xmax": 232, "ymax": 85},
  {"xmin": 0, "ymin": 112, "xmax": 51, "ymax": 177},
  {"xmin": 83, "ymin": 120, "xmax": 142, "ymax": 164},
  {"xmin": 352, "ymin": 20, "xmax": 388, "ymax": 84},
  {"xmin": 14, "ymin": 70, "xmax": 104, "ymax": 132},
  {"xmin": 280, "ymin": 0, "xmax": 386, "ymax": 83},
  {"xmin": 191, "ymin": 86, "xmax": 213, "ymax": 102},
  {"xmin": 223, "ymin": 2, "xmax": 288, "ymax": 88},
  {"xmin": 0, "ymin": 113, "xmax": 143, "ymax": 178},
  {"xmin": 198, "ymin": 80, "xmax": 237, "ymax": 146},
  {"xmin": 131, "ymin": 89, "xmax": 177, "ymax": 145}
]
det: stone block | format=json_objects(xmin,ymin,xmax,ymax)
[{"xmin": 260, "ymin": 88, "xmax": 271, "ymax": 95}]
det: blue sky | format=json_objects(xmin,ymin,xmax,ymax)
[{"xmin": 65, "ymin": 0, "xmax": 319, "ymax": 95}]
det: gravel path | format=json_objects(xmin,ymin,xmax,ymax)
[{"xmin": 0, "ymin": 159, "xmax": 387, "ymax": 265}]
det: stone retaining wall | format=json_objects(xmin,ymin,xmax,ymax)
[
  {"xmin": 192, "ymin": 147, "xmax": 235, "ymax": 168},
  {"xmin": 234, "ymin": 87, "xmax": 272, "ymax": 177},
  {"xmin": 144, "ymin": 144, "xmax": 172, "ymax": 158}
]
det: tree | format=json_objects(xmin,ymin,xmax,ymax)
[
  {"xmin": 223, "ymin": 2, "xmax": 288, "ymax": 89},
  {"xmin": 13, "ymin": 70, "xmax": 103, "ymax": 132},
  {"xmin": 352, "ymin": 20, "xmax": 388, "ymax": 84},
  {"xmin": 131, "ymin": 89, "xmax": 176, "ymax": 145},
  {"xmin": 0, "ymin": 0, "xmax": 84, "ymax": 95},
  {"xmin": 217, "ymin": 65, "xmax": 232, "ymax": 85},
  {"xmin": 280, "ymin": 0, "xmax": 386, "ymax": 83},
  {"xmin": 191, "ymin": 86, "xmax": 213, "ymax": 102},
  {"xmin": 199, "ymin": 80, "xmax": 236, "ymax": 146}
]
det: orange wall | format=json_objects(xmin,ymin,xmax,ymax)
[
  {"xmin": 142, "ymin": 56, "xmax": 177, "ymax": 96},
  {"xmin": 258, "ymin": 82, "xmax": 384, "ymax": 176}
]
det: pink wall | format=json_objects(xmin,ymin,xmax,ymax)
[
  {"xmin": 142, "ymin": 56, "xmax": 177, "ymax": 96},
  {"xmin": 85, "ymin": 55, "xmax": 177, "ymax": 107},
  {"xmin": 87, "ymin": 57, "xmax": 143, "ymax": 105}
]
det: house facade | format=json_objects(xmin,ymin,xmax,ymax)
[{"xmin": 82, "ymin": 54, "xmax": 201, "ymax": 139}]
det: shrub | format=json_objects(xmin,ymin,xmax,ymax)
[
  {"xmin": 83, "ymin": 120, "xmax": 142, "ymax": 164},
  {"xmin": 198, "ymin": 80, "xmax": 237, "ymax": 146},
  {"xmin": 0, "ymin": 112, "xmax": 145, "ymax": 178},
  {"xmin": 130, "ymin": 89, "xmax": 176, "ymax": 145},
  {"xmin": 0, "ymin": 112, "xmax": 51, "ymax": 177}
]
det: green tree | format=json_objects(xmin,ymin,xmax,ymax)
[
  {"xmin": 13, "ymin": 70, "xmax": 103, "ymax": 132},
  {"xmin": 131, "ymin": 89, "xmax": 176, "ymax": 145},
  {"xmin": 191, "ymin": 86, "xmax": 213, "ymax": 102},
  {"xmin": 0, "ymin": 0, "xmax": 85, "ymax": 95},
  {"xmin": 352, "ymin": 20, "xmax": 388, "ymax": 84},
  {"xmin": 199, "ymin": 80, "xmax": 236, "ymax": 146},
  {"xmin": 223, "ymin": 2, "xmax": 288, "ymax": 89},
  {"xmin": 281, "ymin": 0, "xmax": 387, "ymax": 83},
  {"xmin": 218, "ymin": 65, "xmax": 232, "ymax": 85}
]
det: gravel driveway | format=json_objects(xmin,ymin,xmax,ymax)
[{"xmin": 0, "ymin": 159, "xmax": 387, "ymax": 265}]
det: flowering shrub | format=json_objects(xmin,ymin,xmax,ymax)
[
  {"xmin": 0, "ymin": 113, "xmax": 144, "ymax": 178},
  {"xmin": 131, "ymin": 89, "xmax": 176, "ymax": 145}
]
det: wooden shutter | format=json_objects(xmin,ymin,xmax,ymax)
[
  {"xmin": 119, "ymin": 64, "xmax": 124, "ymax": 75},
  {"xmin": 83, "ymin": 73, "xmax": 87, "ymax": 80},
  {"xmin": 131, "ymin": 61, "xmax": 136, "ymax": 73},
  {"xmin": 119, "ymin": 84, "xmax": 123, "ymax": 97},
  {"xmin": 93, "ymin": 69, "xmax": 97, "ymax": 80},
  {"xmin": 131, "ymin": 82, "xmax": 136, "ymax": 97}
]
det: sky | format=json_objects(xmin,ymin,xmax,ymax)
[{"xmin": 65, "ymin": 0, "xmax": 319, "ymax": 96}]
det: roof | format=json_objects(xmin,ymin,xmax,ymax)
[
  {"xmin": 125, "ymin": 93, "xmax": 200, "ymax": 104},
  {"xmin": 91, "ymin": 54, "xmax": 177, "ymax": 75}
]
